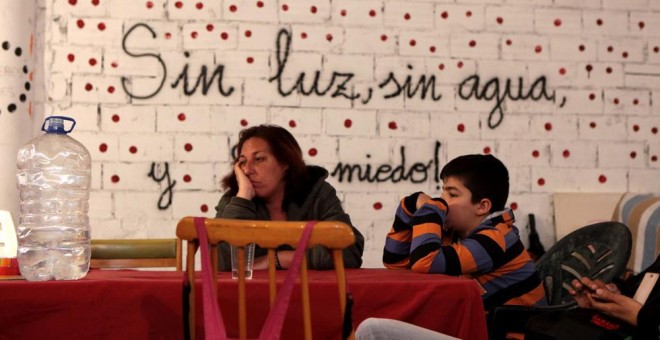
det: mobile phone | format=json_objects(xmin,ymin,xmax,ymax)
[{"xmin": 633, "ymin": 272, "xmax": 659, "ymax": 305}]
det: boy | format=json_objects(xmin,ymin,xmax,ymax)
[{"xmin": 383, "ymin": 154, "xmax": 547, "ymax": 311}]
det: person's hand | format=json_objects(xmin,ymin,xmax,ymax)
[
  {"xmin": 252, "ymin": 255, "xmax": 269, "ymax": 270},
  {"xmin": 569, "ymin": 277, "xmax": 620, "ymax": 309},
  {"xmin": 415, "ymin": 192, "xmax": 432, "ymax": 210},
  {"xmin": 234, "ymin": 162, "xmax": 255, "ymax": 200},
  {"xmin": 588, "ymin": 285, "xmax": 642, "ymax": 326}
]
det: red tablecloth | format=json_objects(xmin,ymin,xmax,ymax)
[{"xmin": 0, "ymin": 269, "xmax": 487, "ymax": 340}]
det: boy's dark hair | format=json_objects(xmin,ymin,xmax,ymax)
[
  {"xmin": 440, "ymin": 154, "xmax": 509, "ymax": 213},
  {"xmin": 221, "ymin": 124, "xmax": 309, "ymax": 206}
]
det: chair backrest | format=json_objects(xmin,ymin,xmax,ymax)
[
  {"xmin": 176, "ymin": 217, "xmax": 356, "ymax": 340},
  {"xmin": 536, "ymin": 221, "xmax": 632, "ymax": 306},
  {"xmin": 90, "ymin": 238, "xmax": 182, "ymax": 271}
]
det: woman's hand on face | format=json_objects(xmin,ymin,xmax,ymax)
[{"xmin": 234, "ymin": 162, "xmax": 255, "ymax": 200}]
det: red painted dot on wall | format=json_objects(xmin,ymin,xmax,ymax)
[
  {"xmin": 107, "ymin": 86, "xmax": 115, "ymax": 94},
  {"xmin": 559, "ymin": 67, "xmax": 566, "ymax": 75},
  {"xmin": 510, "ymin": 202, "xmax": 518, "ymax": 210},
  {"xmin": 429, "ymin": 46, "xmax": 436, "ymax": 53},
  {"xmin": 438, "ymin": 63, "xmax": 445, "ymax": 70},
  {"xmin": 622, "ymin": 51, "xmax": 629, "ymax": 59},
  {"xmin": 483, "ymin": 146, "xmax": 491, "ymax": 154},
  {"xmin": 633, "ymin": 124, "xmax": 640, "ymax": 132},
  {"xmin": 288, "ymin": 120, "xmax": 296, "ymax": 128},
  {"xmin": 589, "ymin": 93, "xmax": 596, "ymax": 100},
  {"xmin": 537, "ymin": 178, "xmax": 545, "ymax": 186},
  {"xmin": 300, "ymin": 32, "xmax": 307, "ymax": 39},
  {"xmin": 404, "ymin": 13, "xmax": 411, "ymax": 20},
  {"xmin": 89, "ymin": 58, "xmax": 97, "ymax": 66},
  {"xmin": 596, "ymin": 18, "xmax": 603, "ymax": 26},
  {"xmin": 178, "ymin": 113, "xmax": 186, "ymax": 121},
  {"xmin": 196, "ymin": 2, "xmax": 204, "ymax": 9},
  {"xmin": 281, "ymin": 4, "xmax": 288, "ymax": 11},
  {"xmin": 85, "ymin": 83, "xmax": 93, "ymax": 91},
  {"xmin": 183, "ymin": 175, "xmax": 192, "ymax": 183},
  {"xmin": 308, "ymin": 148, "xmax": 318, "ymax": 157},
  {"xmin": 563, "ymin": 149, "xmax": 570, "ymax": 158},
  {"xmin": 652, "ymin": 155, "xmax": 658, "ymax": 162},
  {"xmin": 256, "ymin": 1, "xmax": 264, "ymax": 8},
  {"xmin": 165, "ymin": 32, "xmax": 172, "ymax": 39},
  {"xmin": 606, "ymin": 67, "xmax": 612, "ymax": 74},
  {"xmin": 69, "ymin": 0, "xmax": 77, "ymax": 5},
  {"xmin": 652, "ymin": 127, "xmax": 658, "ymax": 135},
  {"xmin": 191, "ymin": 31, "xmax": 198, "ymax": 39},
  {"xmin": 200, "ymin": 204, "xmax": 209, "ymax": 213},
  {"xmin": 607, "ymin": 46, "xmax": 613, "ymax": 53},
  {"xmin": 246, "ymin": 57, "xmax": 254, "ymax": 64},
  {"xmin": 654, "ymin": 46, "xmax": 659, "ymax": 53},
  {"xmin": 184, "ymin": 143, "xmax": 193, "ymax": 152},
  {"xmin": 112, "ymin": 114, "xmax": 120, "ymax": 122},
  {"xmin": 440, "ymin": 11, "xmax": 448, "ymax": 19},
  {"xmin": 532, "ymin": 150, "xmax": 540, "ymax": 158},
  {"xmin": 97, "ymin": 22, "xmax": 106, "ymax": 31},
  {"xmin": 465, "ymin": 10, "xmax": 472, "ymax": 17},
  {"xmin": 457, "ymin": 123, "xmax": 465, "ymax": 132},
  {"xmin": 630, "ymin": 151, "xmax": 637, "ymax": 159},
  {"xmin": 639, "ymin": 21, "xmax": 645, "ymax": 30},
  {"xmin": 388, "ymin": 121, "xmax": 398, "ymax": 130},
  {"xmin": 613, "ymin": 98, "xmax": 619, "ymax": 105},
  {"xmin": 99, "ymin": 143, "xmax": 108, "ymax": 152},
  {"xmin": 534, "ymin": 45, "xmax": 542, "ymax": 53},
  {"xmin": 240, "ymin": 119, "xmax": 248, "ymax": 126},
  {"xmin": 409, "ymin": 39, "xmax": 416, "ymax": 47},
  {"xmin": 457, "ymin": 61, "xmax": 464, "ymax": 68},
  {"xmin": 589, "ymin": 121, "xmax": 597, "ymax": 128},
  {"xmin": 554, "ymin": 19, "xmax": 561, "ymax": 27},
  {"xmin": 340, "ymin": 9, "xmax": 347, "ymax": 17},
  {"xmin": 469, "ymin": 40, "xmax": 476, "ymax": 47},
  {"xmin": 245, "ymin": 30, "xmax": 252, "ymax": 38},
  {"xmin": 146, "ymin": 1, "xmax": 153, "ymax": 9},
  {"xmin": 229, "ymin": 4, "xmax": 237, "ymax": 12},
  {"xmin": 91, "ymin": 0, "xmax": 99, "ymax": 6},
  {"xmin": 373, "ymin": 202, "xmax": 383, "ymax": 210},
  {"xmin": 369, "ymin": 9, "xmax": 377, "ymax": 17},
  {"xmin": 326, "ymin": 34, "xmax": 333, "ymax": 42},
  {"xmin": 67, "ymin": 53, "xmax": 75, "ymax": 62},
  {"xmin": 310, "ymin": 6, "xmax": 317, "ymax": 14},
  {"xmin": 496, "ymin": 17, "xmax": 503, "ymax": 25},
  {"xmin": 220, "ymin": 32, "xmax": 228, "ymax": 40},
  {"xmin": 579, "ymin": 44, "xmax": 585, "ymax": 52},
  {"xmin": 344, "ymin": 119, "xmax": 352, "ymax": 128},
  {"xmin": 206, "ymin": 24, "xmax": 214, "ymax": 32},
  {"xmin": 505, "ymin": 39, "xmax": 512, "ymax": 46},
  {"xmin": 380, "ymin": 34, "xmax": 387, "ymax": 42},
  {"xmin": 586, "ymin": 64, "xmax": 593, "ymax": 72},
  {"xmin": 111, "ymin": 175, "xmax": 120, "ymax": 183},
  {"xmin": 544, "ymin": 122, "xmax": 552, "ymax": 131},
  {"xmin": 129, "ymin": 146, "xmax": 138, "ymax": 154},
  {"xmin": 598, "ymin": 175, "xmax": 607, "ymax": 183},
  {"xmin": 633, "ymin": 98, "xmax": 639, "ymax": 105},
  {"xmin": 77, "ymin": 19, "xmax": 85, "ymax": 29}
]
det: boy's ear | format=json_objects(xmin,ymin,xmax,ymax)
[{"xmin": 476, "ymin": 198, "xmax": 492, "ymax": 216}]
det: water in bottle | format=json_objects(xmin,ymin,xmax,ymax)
[{"xmin": 16, "ymin": 116, "xmax": 92, "ymax": 281}]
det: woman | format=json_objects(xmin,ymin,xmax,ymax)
[{"xmin": 215, "ymin": 124, "xmax": 364, "ymax": 270}]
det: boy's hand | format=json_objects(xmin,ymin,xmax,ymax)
[{"xmin": 415, "ymin": 193, "xmax": 432, "ymax": 210}]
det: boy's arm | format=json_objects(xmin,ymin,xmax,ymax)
[
  {"xmin": 383, "ymin": 192, "xmax": 423, "ymax": 269},
  {"xmin": 408, "ymin": 197, "xmax": 451, "ymax": 273}
]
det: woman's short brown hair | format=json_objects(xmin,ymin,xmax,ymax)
[{"xmin": 221, "ymin": 124, "xmax": 309, "ymax": 207}]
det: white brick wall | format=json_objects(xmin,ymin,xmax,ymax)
[{"xmin": 26, "ymin": 0, "xmax": 660, "ymax": 269}]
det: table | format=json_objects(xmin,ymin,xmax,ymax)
[{"xmin": 0, "ymin": 269, "xmax": 487, "ymax": 339}]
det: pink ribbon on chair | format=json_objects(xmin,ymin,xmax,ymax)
[{"xmin": 193, "ymin": 217, "xmax": 316, "ymax": 340}]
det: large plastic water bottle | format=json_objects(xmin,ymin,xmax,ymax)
[{"xmin": 16, "ymin": 116, "xmax": 92, "ymax": 281}]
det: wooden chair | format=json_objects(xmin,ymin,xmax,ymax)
[
  {"xmin": 176, "ymin": 217, "xmax": 356, "ymax": 340},
  {"xmin": 90, "ymin": 238, "xmax": 182, "ymax": 271}
]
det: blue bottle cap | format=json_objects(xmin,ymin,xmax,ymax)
[{"xmin": 42, "ymin": 116, "xmax": 76, "ymax": 134}]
